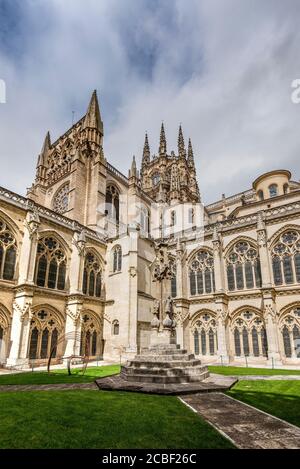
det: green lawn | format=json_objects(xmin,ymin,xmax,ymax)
[
  {"xmin": 0, "ymin": 390, "xmax": 234, "ymax": 449},
  {"xmin": 0, "ymin": 365, "xmax": 120, "ymax": 385},
  {"xmin": 209, "ymin": 365, "xmax": 300, "ymax": 376},
  {"xmin": 227, "ymin": 380, "xmax": 300, "ymax": 427}
]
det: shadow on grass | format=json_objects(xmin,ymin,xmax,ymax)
[
  {"xmin": 0, "ymin": 365, "xmax": 120, "ymax": 385},
  {"xmin": 227, "ymin": 380, "xmax": 300, "ymax": 427}
]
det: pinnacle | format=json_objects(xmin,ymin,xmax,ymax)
[{"xmin": 83, "ymin": 90, "xmax": 103, "ymax": 131}]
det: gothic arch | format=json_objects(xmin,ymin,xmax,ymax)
[
  {"xmin": 0, "ymin": 209, "xmax": 22, "ymax": 240},
  {"xmin": 80, "ymin": 309, "xmax": 103, "ymax": 357},
  {"xmin": 228, "ymin": 306, "xmax": 268, "ymax": 358},
  {"xmin": 31, "ymin": 304, "xmax": 65, "ymax": 328},
  {"xmin": 37, "ymin": 230, "xmax": 71, "ymax": 257},
  {"xmin": 186, "ymin": 245, "xmax": 213, "ymax": 264},
  {"xmin": 0, "ymin": 304, "xmax": 11, "ymax": 361},
  {"xmin": 190, "ymin": 308, "xmax": 216, "ymax": 327},
  {"xmin": 191, "ymin": 310, "xmax": 217, "ymax": 356},
  {"xmin": 277, "ymin": 304, "xmax": 300, "ymax": 359},
  {"xmin": 84, "ymin": 246, "xmax": 105, "ymax": 268},
  {"xmin": 223, "ymin": 235, "xmax": 258, "ymax": 257},
  {"xmin": 269, "ymin": 224, "xmax": 300, "ymax": 249},
  {"xmin": 52, "ymin": 182, "xmax": 70, "ymax": 214}
]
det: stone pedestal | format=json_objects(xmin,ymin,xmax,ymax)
[{"xmin": 121, "ymin": 343, "xmax": 209, "ymax": 385}]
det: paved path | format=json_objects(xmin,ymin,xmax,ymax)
[
  {"xmin": 181, "ymin": 392, "xmax": 300, "ymax": 449},
  {"xmin": 0, "ymin": 382, "xmax": 98, "ymax": 392}
]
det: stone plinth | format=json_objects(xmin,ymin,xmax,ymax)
[
  {"xmin": 94, "ymin": 341, "xmax": 237, "ymax": 396},
  {"xmin": 121, "ymin": 344, "xmax": 209, "ymax": 384}
]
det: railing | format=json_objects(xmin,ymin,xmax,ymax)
[{"xmin": 106, "ymin": 162, "xmax": 129, "ymax": 185}]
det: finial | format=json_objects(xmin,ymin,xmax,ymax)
[
  {"xmin": 178, "ymin": 124, "xmax": 186, "ymax": 158},
  {"xmin": 159, "ymin": 122, "xmax": 167, "ymax": 156}
]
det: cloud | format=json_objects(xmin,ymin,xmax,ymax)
[{"xmin": 0, "ymin": 0, "xmax": 300, "ymax": 203}]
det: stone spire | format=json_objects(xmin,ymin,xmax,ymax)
[
  {"xmin": 142, "ymin": 132, "xmax": 150, "ymax": 167},
  {"xmin": 83, "ymin": 90, "xmax": 103, "ymax": 133},
  {"xmin": 37, "ymin": 131, "xmax": 51, "ymax": 168},
  {"xmin": 159, "ymin": 122, "xmax": 167, "ymax": 157},
  {"xmin": 187, "ymin": 138, "xmax": 195, "ymax": 168},
  {"xmin": 130, "ymin": 155, "xmax": 137, "ymax": 178},
  {"xmin": 178, "ymin": 124, "xmax": 186, "ymax": 158}
]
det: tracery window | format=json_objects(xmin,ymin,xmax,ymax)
[
  {"xmin": 112, "ymin": 245, "xmax": 122, "ymax": 273},
  {"xmin": 52, "ymin": 183, "xmax": 69, "ymax": 214},
  {"xmin": 271, "ymin": 231, "xmax": 300, "ymax": 286},
  {"xmin": 280, "ymin": 308, "xmax": 300, "ymax": 358},
  {"xmin": 231, "ymin": 311, "xmax": 268, "ymax": 357},
  {"xmin": 226, "ymin": 241, "xmax": 261, "ymax": 291},
  {"xmin": 35, "ymin": 237, "xmax": 67, "ymax": 290},
  {"xmin": 189, "ymin": 250, "xmax": 215, "ymax": 296},
  {"xmin": 28, "ymin": 310, "xmax": 61, "ymax": 360},
  {"xmin": 80, "ymin": 313, "xmax": 101, "ymax": 357},
  {"xmin": 193, "ymin": 313, "xmax": 217, "ymax": 356},
  {"xmin": 105, "ymin": 185, "xmax": 119, "ymax": 223},
  {"xmin": 82, "ymin": 252, "xmax": 102, "ymax": 297},
  {"xmin": 0, "ymin": 219, "xmax": 17, "ymax": 281}
]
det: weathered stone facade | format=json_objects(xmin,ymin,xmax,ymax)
[{"xmin": 0, "ymin": 91, "xmax": 300, "ymax": 368}]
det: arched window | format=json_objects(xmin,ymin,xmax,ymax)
[
  {"xmin": 231, "ymin": 310, "xmax": 268, "ymax": 358},
  {"xmin": 194, "ymin": 330, "xmax": 199, "ymax": 355},
  {"xmin": 257, "ymin": 190, "xmax": 264, "ymax": 201},
  {"xmin": 271, "ymin": 231, "xmax": 300, "ymax": 286},
  {"xmin": 112, "ymin": 245, "xmax": 122, "ymax": 272},
  {"xmin": 226, "ymin": 241, "xmax": 261, "ymax": 291},
  {"xmin": 280, "ymin": 308, "xmax": 300, "ymax": 358},
  {"xmin": 193, "ymin": 313, "xmax": 217, "ymax": 356},
  {"xmin": 0, "ymin": 219, "xmax": 17, "ymax": 281},
  {"xmin": 80, "ymin": 313, "xmax": 101, "ymax": 357},
  {"xmin": 35, "ymin": 237, "xmax": 67, "ymax": 290},
  {"xmin": 152, "ymin": 173, "xmax": 160, "ymax": 186},
  {"xmin": 28, "ymin": 310, "xmax": 61, "ymax": 360},
  {"xmin": 269, "ymin": 184, "xmax": 278, "ymax": 198},
  {"xmin": 189, "ymin": 251, "xmax": 215, "ymax": 296},
  {"xmin": 170, "ymin": 260, "xmax": 177, "ymax": 298},
  {"xmin": 113, "ymin": 320, "xmax": 119, "ymax": 335},
  {"xmin": 82, "ymin": 252, "xmax": 102, "ymax": 297},
  {"xmin": 52, "ymin": 183, "xmax": 69, "ymax": 214},
  {"xmin": 105, "ymin": 185, "xmax": 119, "ymax": 223}
]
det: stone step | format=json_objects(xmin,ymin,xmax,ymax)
[
  {"xmin": 120, "ymin": 370, "xmax": 210, "ymax": 384},
  {"xmin": 141, "ymin": 349, "xmax": 189, "ymax": 356},
  {"xmin": 134, "ymin": 353, "xmax": 196, "ymax": 361},
  {"xmin": 125, "ymin": 359, "xmax": 202, "ymax": 369},
  {"xmin": 122, "ymin": 365, "xmax": 208, "ymax": 377}
]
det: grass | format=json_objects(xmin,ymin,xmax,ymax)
[
  {"xmin": 0, "ymin": 390, "xmax": 234, "ymax": 449},
  {"xmin": 227, "ymin": 380, "xmax": 300, "ymax": 427},
  {"xmin": 0, "ymin": 365, "xmax": 120, "ymax": 385},
  {"xmin": 209, "ymin": 365, "xmax": 300, "ymax": 376}
]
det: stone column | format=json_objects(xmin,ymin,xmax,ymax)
[
  {"xmin": 127, "ymin": 224, "xmax": 139, "ymax": 353},
  {"xmin": 212, "ymin": 226, "xmax": 226, "ymax": 293},
  {"xmin": 7, "ymin": 292, "xmax": 33, "ymax": 366},
  {"xmin": 18, "ymin": 209, "xmax": 40, "ymax": 285},
  {"xmin": 69, "ymin": 230, "xmax": 86, "ymax": 294},
  {"xmin": 264, "ymin": 300, "xmax": 282, "ymax": 365},
  {"xmin": 256, "ymin": 212, "xmax": 272, "ymax": 288},
  {"xmin": 64, "ymin": 300, "xmax": 83, "ymax": 361}
]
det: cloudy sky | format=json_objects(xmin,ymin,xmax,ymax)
[{"xmin": 0, "ymin": 0, "xmax": 300, "ymax": 204}]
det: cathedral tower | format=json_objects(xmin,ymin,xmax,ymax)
[
  {"xmin": 27, "ymin": 91, "xmax": 107, "ymax": 230},
  {"xmin": 140, "ymin": 124, "xmax": 201, "ymax": 204}
]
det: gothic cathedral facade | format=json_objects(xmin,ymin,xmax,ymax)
[{"xmin": 0, "ymin": 90, "xmax": 300, "ymax": 368}]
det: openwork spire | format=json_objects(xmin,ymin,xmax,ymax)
[
  {"xmin": 142, "ymin": 132, "xmax": 150, "ymax": 166},
  {"xmin": 159, "ymin": 122, "xmax": 167, "ymax": 156},
  {"xmin": 37, "ymin": 131, "xmax": 51, "ymax": 167},
  {"xmin": 187, "ymin": 138, "xmax": 195, "ymax": 167},
  {"xmin": 83, "ymin": 90, "xmax": 103, "ymax": 132},
  {"xmin": 178, "ymin": 124, "xmax": 186, "ymax": 158}
]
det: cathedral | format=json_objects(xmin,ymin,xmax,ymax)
[{"xmin": 0, "ymin": 90, "xmax": 300, "ymax": 369}]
